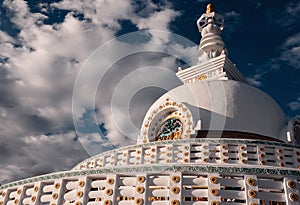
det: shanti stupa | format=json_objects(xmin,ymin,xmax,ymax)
[{"xmin": 1, "ymin": 4, "xmax": 300, "ymax": 205}]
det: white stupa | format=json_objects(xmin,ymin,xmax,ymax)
[{"xmin": 1, "ymin": 4, "xmax": 300, "ymax": 205}]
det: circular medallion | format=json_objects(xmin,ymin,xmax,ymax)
[{"xmin": 155, "ymin": 117, "xmax": 183, "ymax": 141}]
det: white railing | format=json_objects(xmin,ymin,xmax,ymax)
[
  {"xmin": 73, "ymin": 139, "xmax": 300, "ymax": 171},
  {"xmin": 0, "ymin": 167, "xmax": 299, "ymax": 205}
]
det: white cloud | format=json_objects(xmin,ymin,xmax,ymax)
[
  {"xmin": 288, "ymin": 97, "xmax": 300, "ymax": 111},
  {"xmin": 286, "ymin": 1, "xmax": 300, "ymax": 16},
  {"xmin": 246, "ymin": 74, "xmax": 263, "ymax": 87},
  {"xmin": 135, "ymin": 9, "xmax": 180, "ymax": 30},
  {"xmin": 3, "ymin": 0, "xmax": 46, "ymax": 29},
  {"xmin": 0, "ymin": 0, "xmax": 198, "ymax": 184},
  {"xmin": 280, "ymin": 32, "xmax": 300, "ymax": 69},
  {"xmin": 222, "ymin": 11, "xmax": 241, "ymax": 37},
  {"xmin": 246, "ymin": 32, "xmax": 300, "ymax": 87},
  {"xmin": 224, "ymin": 11, "xmax": 240, "ymax": 19}
]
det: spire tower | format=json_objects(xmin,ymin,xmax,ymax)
[
  {"xmin": 176, "ymin": 4, "xmax": 247, "ymax": 84},
  {"xmin": 197, "ymin": 3, "xmax": 226, "ymax": 63}
]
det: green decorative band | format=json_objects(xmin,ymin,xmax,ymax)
[{"xmin": 1, "ymin": 164, "xmax": 300, "ymax": 190}]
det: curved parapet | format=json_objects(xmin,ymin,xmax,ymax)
[
  {"xmin": 1, "ymin": 154, "xmax": 300, "ymax": 204},
  {"xmin": 1, "ymin": 139, "xmax": 300, "ymax": 204},
  {"xmin": 72, "ymin": 139, "xmax": 300, "ymax": 171}
]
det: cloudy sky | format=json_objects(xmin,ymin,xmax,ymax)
[{"xmin": 0, "ymin": 0, "xmax": 299, "ymax": 184}]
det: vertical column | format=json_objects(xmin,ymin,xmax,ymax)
[
  {"xmin": 135, "ymin": 148, "xmax": 143, "ymax": 165},
  {"xmin": 110, "ymin": 152, "xmax": 116, "ymax": 166},
  {"xmin": 182, "ymin": 144, "xmax": 190, "ymax": 164},
  {"xmin": 122, "ymin": 150, "xmax": 129, "ymax": 165},
  {"xmin": 136, "ymin": 174, "xmax": 147, "ymax": 205},
  {"xmin": 208, "ymin": 173, "xmax": 220, "ymax": 205},
  {"xmin": 258, "ymin": 146, "xmax": 266, "ymax": 166},
  {"xmin": 220, "ymin": 144, "xmax": 228, "ymax": 164},
  {"xmin": 96, "ymin": 157, "xmax": 104, "ymax": 168},
  {"xmin": 202, "ymin": 143, "xmax": 209, "ymax": 163},
  {"xmin": 284, "ymin": 177, "xmax": 299, "ymax": 205},
  {"xmin": 151, "ymin": 146, "xmax": 157, "ymax": 164},
  {"xmin": 14, "ymin": 186, "xmax": 25, "ymax": 205},
  {"xmin": 0, "ymin": 188, "xmax": 9, "ymax": 205},
  {"xmin": 51, "ymin": 179, "xmax": 65, "ymax": 205},
  {"xmin": 74, "ymin": 177, "xmax": 89, "ymax": 205},
  {"xmin": 276, "ymin": 148, "xmax": 285, "ymax": 168},
  {"xmin": 32, "ymin": 182, "xmax": 42, "ymax": 205},
  {"xmin": 244, "ymin": 175, "xmax": 259, "ymax": 205},
  {"xmin": 104, "ymin": 174, "xmax": 117, "ymax": 205},
  {"xmin": 239, "ymin": 144, "xmax": 248, "ymax": 165},
  {"xmin": 165, "ymin": 145, "xmax": 172, "ymax": 164},
  {"xmin": 169, "ymin": 172, "xmax": 182, "ymax": 205}
]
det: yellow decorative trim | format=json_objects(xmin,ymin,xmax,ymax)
[
  {"xmin": 17, "ymin": 189, "xmax": 22, "ymax": 195},
  {"xmin": 136, "ymin": 186, "xmax": 145, "ymax": 194},
  {"xmin": 52, "ymin": 193, "xmax": 58, "ymax": 199},
  {"xmin": 104, "ymin": 200, "xmax": 111, "ymax": 205},
  {"xmin": 248, "ymin": 190, "xmax": 257, "ymax": 198},
  {"xmin": 210, "ymin": 188, "xmax": 219, "ymax": 196},
  {"xmin": 206, "ymin": 3, "xmax": 214, "ymax": 14},
  {"xmin": 247, "ymin": 178, "xmax": 256, "ymax": 186},
  {"xmin": 107, "ymin": 178, "xmax": 114, "ymax": 185},
  {"xmin": 77, "ymin": 191, "xmax": 83, "ymax": 198},
  {"xmin": 288, "ymin": 180, "xmax": 296, "ymax": 189},
  {"xmin": 54, "ymin": 183, "xmax": 61, "ymax": 189},
  {"xmin": 106, "ymin": 189, "xmax": 113, "ymax": 196},
  {"xmin": 135, "ymin": 198, "xmax": 143, "ymax": 205},
  {"xmin": 211, "ymin": 201, "xmax": 219, "ymax": 205},
  {"xmin": 31, "ymin": 196, "xmax": 36, "ymax": 202},
  {"xmin": 198, "ymin": 74, "xmax": 207, "ymax": 80},
  {"xmin": 171, "ymin": 186, "xmax": 180, "ymax": 194},
  {"xmin": 172, "ymin": 176, "xmax": 180, "ymax": 183},
  {"xmin": 137, "ymin": 176, "xmax": 145, "ymax": 183},
  {"xmin": 289, "ymin": 193, "xmax": 298, "ymax": 201},
  {"xmin": 171, "ymin": 199, "xmax": 179, "ymax": 205}
]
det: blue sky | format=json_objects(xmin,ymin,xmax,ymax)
[{"xmin": 0, "ymin": 0, "xmax": 299, "ymax": 183}]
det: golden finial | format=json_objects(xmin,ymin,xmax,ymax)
[{"xmin": 206, "ymin": 3, "xmax": 215, "ymax": 13}]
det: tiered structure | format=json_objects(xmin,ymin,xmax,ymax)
[{"xmin": 1, "ymin": 4, "xmax": 300, "ymax": 205}]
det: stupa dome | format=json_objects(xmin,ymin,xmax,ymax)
[{"xmin": 140, "ymin": 80, "xmax": 288, "ymax": 143}]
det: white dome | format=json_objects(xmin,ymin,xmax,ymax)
[{"xmin": 140, "ymin": 80, "xmax": 288, "ymax": 142}]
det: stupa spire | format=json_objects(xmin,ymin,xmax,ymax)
[
  {"xmin": 196, "ymin": 3, "xmax": 227, "ymax": 63},
  {"xmin": 176, "ymin": 3, "xmax": 247, "ymax": 84}
]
